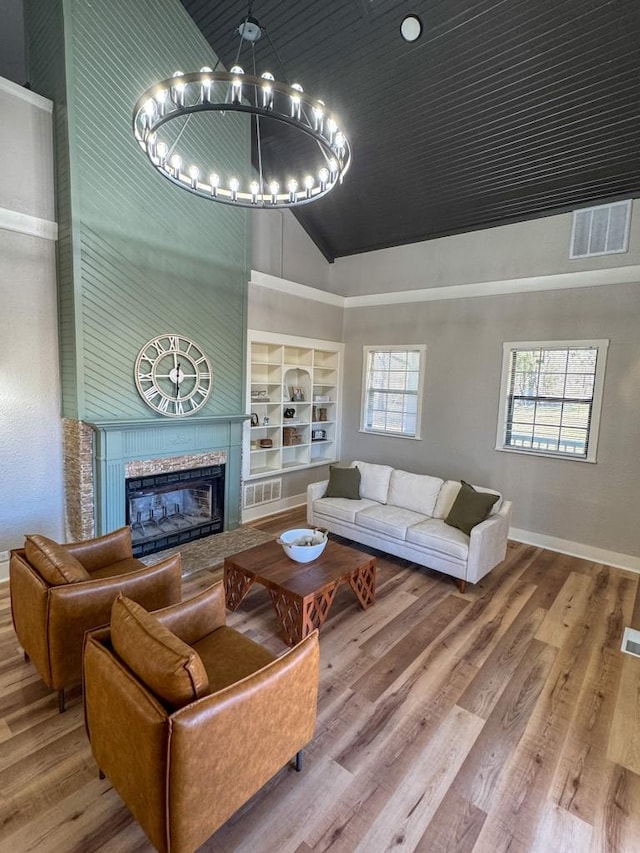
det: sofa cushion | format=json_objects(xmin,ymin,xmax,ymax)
[
  {"xmin": 406, "ymin": 518, "xmax": 470, "ymax": 561},
  {"xmin": 387, "ymin": 469, "xmax": 443, "ymax": 517},
  {"xmin": 111, "ymin": 594, "xmax": 209, "ymax": 710},
  {"xmin": 324, "ymin": 465, "xmax": 361, "ymax": 499},
  {"xmin": 433, "ymin": 480, "xmax": 502, "ymax": 519},
  {"xmin": 445, "ymin": 481, "xmax": 499, "ymax": 535},
  {"xmin": 352, "ymin": 461, "xmax": 393, "ymax": 504},
  {"xmin": 24, "ymin": 534, "xmax": 90, "ymax": 585},
  {"xmin": 355, "ymin": 504, "xmax": 427, "ymax": 540},
  {"xmin": 313, "ymin": 496, "xmax": 378, "ymax": 524}
]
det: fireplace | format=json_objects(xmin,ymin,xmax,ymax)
[
  {"xmin": 63, "ymin": 418, "xmax": 244, "ymax": 546},
  {"xmin": 126, "ymin": 465, "xmax": 225, "ymax": 557}
]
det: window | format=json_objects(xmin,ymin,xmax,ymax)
[
  {"xmin": 361, "ymin": 345, "xmax": 426, "ymax": 438},
  {"xmin": 496, "ymin": 340, "xmax": 608, "ymax": 463}
]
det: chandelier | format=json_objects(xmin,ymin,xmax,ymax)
[{"xmin": 132, "ymin": 9, "xmax": 352, "ymax": 209}]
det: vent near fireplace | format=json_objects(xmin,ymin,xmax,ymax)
[
  {"xmin": 244, "ymin": 478, "xmax": 282, "ymax": 509},
  {"xmin": 570, "ymin": 199, "xmax": 632, "ymax": 258}
]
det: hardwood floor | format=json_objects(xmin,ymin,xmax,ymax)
[{"xmin": 1, "ymin": 507, "xmax": 639, "ymax": 852}]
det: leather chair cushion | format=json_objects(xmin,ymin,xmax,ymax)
[
  {"xmin": 111, "ymin": 594, "xmax": 209, "ymax": 710},
  {"xmin": 193, "ymin": 625, "xmax": 277, "ymax": 693},
  {"xmin": 25, "ymin": 534, "xmax": 91, "ymax": 585}
]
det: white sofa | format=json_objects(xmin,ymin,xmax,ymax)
[{"xmin": 307, "ymin": 461, "xmax": 512, "ymax": 591}]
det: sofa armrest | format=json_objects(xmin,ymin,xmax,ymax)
[
  {"xmin": 154, "ymin": 582, "xmax": 227, "ymax": 646},
  {"xmin": 466, "ymin": 500, "xmax": 512, "ymax": 584},
  {"xmin": 307, "ymin": 480, "xmax": 329, "ymax": 524},
  {"xmin": 167, "ymin": 631, "xmax": 320, "ymax": 853},
  {"xmin": 47, "ymin": 555, "xmax": 183, "ymax": 690},
  {"xmin": 66, "ymin": 527, "xmax": 133, "ymax": 572}
]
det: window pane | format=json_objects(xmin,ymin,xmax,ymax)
[
  {"xmin": 362, "ymin": 347, "xmax": 424, "ymax": 438},
  {"xmin": 502, "ymin": 343, "xmax": 603, "ymax": 461},
  {"xmin": 567, "ymin": 349, "xmax": 597, "ymax": 372}
]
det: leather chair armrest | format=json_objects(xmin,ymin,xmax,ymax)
[
  {"xmin": 47, "ymin": 555, "xmax": 182, "ymax": 690},
  {"xmin": 67, "ymin": 527, "xmax": 133, "ymax": 572},
  {"xmin": 167, "ymin": 631, "xmax": 319, "ymax": 853},
  {"xmin": 153, "ymin": 582, "xmax": 227, "ymax": 646},
  {"xmin": 9, "ymin": 550, "xmax": 52, "ymax": 685},
  {"xmin": 83, "ymin": 633, "xmax": 170, "ymax": 853}
]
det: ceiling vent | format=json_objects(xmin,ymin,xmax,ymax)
[
  {"xmin": 570, "ymin": 199, "xmax": 632, "ymax": 259},
  {"xmin": 621, "ymin": 627, "xmax": 640, "ymax": 657}
]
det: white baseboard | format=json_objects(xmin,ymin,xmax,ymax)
[
  {"xmin": 241, "ymin": 492, "xmax": 306, "ymax": 524},
  {"xmin": 0, "ymin": 558, "xmax": 9, "ymax": 583},
  {"xmin": 509, "ymin": 527, "xmax": 640, "ymax": 574}
]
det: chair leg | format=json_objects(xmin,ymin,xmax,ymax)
[
  {"xmin": 294, "ymin": 751, "xmax": 303, "ymax": 772},
  {"xmin": 458, "ymin": 579, "xmax": 467, "ymax": 594},
  {"xmin": 23, "ymin": 650, "xmax": 30, "ymax": 662},
  {"xmin": 58, "ymin": 689, "xmax": 65, "ymax": 713},
  {"xmin": 99, "ymin": 769, "xmax": 105, "ymax": 780}
]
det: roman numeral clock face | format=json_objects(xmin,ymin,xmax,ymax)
[{"xmin": 134, "ymin": 334, "xmax": 213, "ymax": 417}]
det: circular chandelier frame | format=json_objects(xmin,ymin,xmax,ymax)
[{"xmin": 133, "ymin": 69, "xmax": 352, "ymax": 208}]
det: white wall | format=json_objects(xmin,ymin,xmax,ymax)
[{"xmin": 0, "ymin": 77, "xmax": 64, "ymax": 576}]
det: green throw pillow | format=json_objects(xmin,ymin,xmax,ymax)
[
  {"xmin": 444, "ymin": 481, "xmax": 499, "ymax": 535},
  {"xmin": 324, "ymin": 465, "xmax": 361, "ymax": 500}
]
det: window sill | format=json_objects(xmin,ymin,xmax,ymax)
[
  {"xmin": 494, "ymin": 445, "xmax": 596, "ymax": 463},
  {"xmin": 359, "ymin": 429, "xmax": 422, "ymax": 440}
]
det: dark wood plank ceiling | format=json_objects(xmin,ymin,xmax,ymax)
[{"xmin": 180, "ymin": 0, "xmax": 640, "ymax": 261}]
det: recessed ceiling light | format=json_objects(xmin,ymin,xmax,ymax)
[{"xmin": 400, "ymin": 14, "xmax": 423, "ymax": 43}]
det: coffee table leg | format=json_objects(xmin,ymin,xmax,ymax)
[
  {"xmin": 349, "ymin": 559, "xmax": 376, "ymax": 609},
  {"xmin": 269, "ymin": 584, "xmax": 338, "ymax": 646},
  {"xmin": 224, "ymin": 563, "xmax": 254, "ymax": 610}
]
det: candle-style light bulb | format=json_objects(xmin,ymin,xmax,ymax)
[{"xmin": 261, "ymin": 72, "xmax": 274, "ymax": 109}]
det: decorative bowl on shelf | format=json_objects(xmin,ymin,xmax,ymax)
[{"xmin": 277, "ymin": 528, "xmax": 328, "ymax": 563}]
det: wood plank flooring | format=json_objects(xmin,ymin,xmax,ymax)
[{"xmin": 1, "ymin": 507, "xmax": 639, "ymax": 852}]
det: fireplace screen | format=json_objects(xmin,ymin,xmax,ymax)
[{"xmin": 125, "ymin": 465, "xmax": 224, "ymax": 557}]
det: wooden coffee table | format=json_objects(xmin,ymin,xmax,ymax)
[{"xmin": 223, "ymin": 538, "xmax": 376, "ymax": 646}]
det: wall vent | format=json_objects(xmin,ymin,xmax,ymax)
[
  {"xmin": 621, "ymin": 627, "xmax": 640, "ymax": 658},
  {"xmin": 243, "ymin": 477, "xmax": 282, "ymax": 509},
  {"xmin": 570, "ymin": 199, "xmax": 632, "ymax": 259}
]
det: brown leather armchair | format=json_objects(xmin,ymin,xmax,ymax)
[
  {"xmin": 83, "ymin": 583, "xmax": 320, "ymax": 853},
  {"xmin": 10, "ymin": 526, "xmax": 182, "ymax": 711}
]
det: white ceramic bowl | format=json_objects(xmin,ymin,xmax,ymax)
[{"xmin": 278, "ymin": 528, "xmax": 328, "ymax": 563}]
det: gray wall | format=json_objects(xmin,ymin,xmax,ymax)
[
  {"xmin": 0, "ymin": 80, "xmax": 64, "ymax": 552},
  {"xmin": 340, "ymin": 282, "xmax": 640, "ymax": 559},
  {"xmin": 253, "ymin": 197, "xmax": 640, "ymax": 563},
  {"xmin": 331, "ymin": 203, "xmax": 640, "ymax": 295},
  {"xmin": 252, "ymin": 209, "xmax": 332, "ymax": 291}
]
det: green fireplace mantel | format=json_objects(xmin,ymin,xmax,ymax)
[{"xmin": 86, "ymin": 416, "xmax": 247, "ymax": 535}]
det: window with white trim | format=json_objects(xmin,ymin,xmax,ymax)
[
  {"xmin": 361, "ymin": 345, "xmax": 426, "ymax": 438},
  {"xmin": 496, "ymin": 340, "xmax": 608, "ymax": 462}
]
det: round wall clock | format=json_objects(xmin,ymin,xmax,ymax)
[{"xmin": 134, "ymin": 334, "xmax": 213, "ymax": 417}]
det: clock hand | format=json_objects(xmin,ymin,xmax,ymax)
[{"xmin": 175, "ymin": 361, "xmax": 181, "ymax": 399}]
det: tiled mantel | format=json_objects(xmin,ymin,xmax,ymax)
[{"xmin": 83, "ymin": 416, "xmax": 246, "ymax": 538}]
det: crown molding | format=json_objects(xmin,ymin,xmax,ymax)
[
  {"xmin": 250, "ymin": 265, "xmax": 640, "ymax": 308},
  {"xmin": 250, "ymin": 270, "xmax": 345, "ymax": 306},
  {"xmin": 0, "ymin": 207, "xmax": 58, "ymax": 241},
  {"xmin": 0, "ymin": 75, "xmax": 53, "ymax": 112}
]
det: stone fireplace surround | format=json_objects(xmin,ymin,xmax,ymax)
[{"xmin": 63, "ymin": 416, "xmax": 245, "ymax": 542}]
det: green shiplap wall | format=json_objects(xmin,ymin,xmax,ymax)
[{"xmin": 25, "ymin": 0, "xmax": 249, "ymax": 421}]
